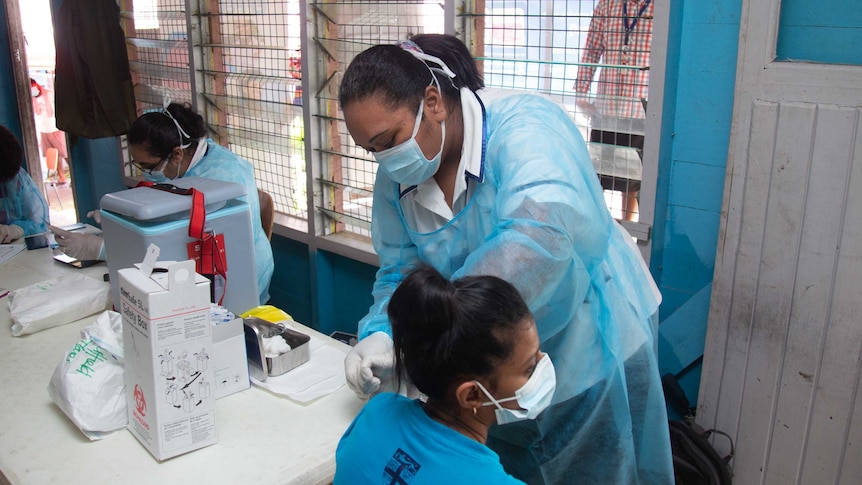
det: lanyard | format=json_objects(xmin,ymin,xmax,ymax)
[{"xmin": 623, "ymin": 0, "xmax": 652, "ymax": 46}]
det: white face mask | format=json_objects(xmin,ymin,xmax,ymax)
[
  {"xmin": 372, "ymin": 100, "xmax": 444, "ymax": 187},
  {"xmin": 476, "ymin": 354, "xmax": 557, "ymax": 425}
]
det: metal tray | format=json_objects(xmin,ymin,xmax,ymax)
[{"xmin": 243, "ymin": 317, "xmax": 310, "ymax": 381}]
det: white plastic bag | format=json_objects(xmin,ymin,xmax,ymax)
[
  {"xmin": 9, "ymin": 273, "xmax": 111, "ymax": 336},
  {"xmin": 47, "ymin": 311, "xmax": 127, "ymax": 440}
]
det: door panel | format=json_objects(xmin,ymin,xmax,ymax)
[{"xmin": 700, "ymin": 0, "xmax": 862, "ymax": 483}]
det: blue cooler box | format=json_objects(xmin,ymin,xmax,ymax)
[{"xmin": 100, "ymin": 177, "xmax": 260, "ymax": 315}]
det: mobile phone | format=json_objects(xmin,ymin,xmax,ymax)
[
  {"xmin": 329, "ymin": 331, "xmax": 358, "ymax": 347},
  {"xmin": 25, "ymin": 234, "xmax": 50, "ymax": 250}
]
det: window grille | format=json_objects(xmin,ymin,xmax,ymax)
[
  {"xmin": 311, "ymin": 1, "xmax": 445, "ymax": 237},
  {"xmin": 118, "ymin": 0, "xmax": 653, "ymax": 247},
  {"xmin": 119, "ymin": 0, "xmax": 194, "ymax": 179},
  {"xmin": 120, "ymin": 0, "xmax": 306, "ymax": 219},
  {"xmin": 198, "ymin": 0, "xmax": 306, "ymax": 218},
  {"xmin": 460, "ymin": 0, "xmax": 651, "ymax": 223}
]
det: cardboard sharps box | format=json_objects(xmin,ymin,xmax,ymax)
[{"xmin": 119, "ymin": 259, "xmax": 217, "ymax": 461}]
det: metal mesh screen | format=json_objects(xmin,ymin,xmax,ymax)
[
  {"xmin": 120, "ymin": 0, "xmax": 306, "ymax": 218},
  {"xmin": 198, "ymin": 1, "xmax": 305, "ymax": 217},
  {"xmin": 312, "ymin": 1, "xmax": 445, "ymax": 237},
  {"xmin": 463, "ymin": 0, "xmax": 651, "ymax": 222},
  {"xmin": 119, "ymin": 0, "xmax": 652, "ymax": 239},
  {"xmin": 120, "ymin": 0, "xmax": 194, "ymax": 178}
]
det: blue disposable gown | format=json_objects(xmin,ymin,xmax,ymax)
[
  {"xmin": 1, "ymin": 167, "xmax": 49, "ymax": 237},
  {"xmin": 184, "ymin": 140, "xmax": 274, "ymax": 304},
  {"xmin": 358, "ymin": 90, "xmax": 673, "ymax": 483}
]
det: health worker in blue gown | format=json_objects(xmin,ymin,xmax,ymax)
[
  {"xmin": 0, "ymin": 124, "xmax": 49, "ymax": 243},
  {"xmin": 54, "ymin": 103, "xmax": 274, "ymax": 305},
  {"xmin": 339, "ymin": 34, "xmax": 673, "ymax": 484}
]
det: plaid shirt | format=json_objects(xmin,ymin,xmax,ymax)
[{"xmin": 575, "ymin": 0, "xmax": 653, "ymax": 120}]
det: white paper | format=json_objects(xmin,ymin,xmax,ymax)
[
  {"xmin": 0, "ymin": 243, "xmax": 25, "ymax": 265},
  {"xmin": 251, "ymin": 331, "xmax": 348, "ymax": 403}
]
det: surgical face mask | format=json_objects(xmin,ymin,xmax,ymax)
[
  {"xmin": 373, "ymin": 100, "xmax": 445, "ymax": 187},
  {"xmin": 476, "ymin": 354, "xmax": 556, "ymax": 425},
  {"xmin": 142, "ymin": 157, "xmax": 173, "ymax": 183},
  {"xmin": 31, "ymin": 87, "xmax": 40, "ymax": 97}
]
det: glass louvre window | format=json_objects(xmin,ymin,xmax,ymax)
[
  {"xmin": 198, "ymin": 1, "xmax": 306, "ymax": 218},
  {"xmin": 120, "ymin": 0, "xmax": 306, "ymax": 219},
  {"xmin": 461, "ymin": 0, "xmax": 651, "ymax": 223},
  {"xmin": 117, "ymin": 0, "xmax": 654, "ymax": 244},
  {"xmin": 119, "ymin": 0, "xmax": 194, "ymax": 178},
  {"xmin": 311, "ymin": 1, "xmax": 445, "ymax": 237}
]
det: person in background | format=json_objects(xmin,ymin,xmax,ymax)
[
  {"xmin": 289, "ymin": 51, "xmax": 303, "ymax": 106},
  {"xmin": 339, "ymin": 34, "xmax": 672, "ymax": 483},
  {"xmin": 335, "ymin": 265, "xmax": 550, "ymax": 484},
  {"xmin": 0, "ymin": 124, "xmax": 49, "ymax": 243},
  {"xmin": 31, "ymin": 78, "xmax": 69, "ymax": 184},
  {"xmin": 53, "ymin": 102, "xmax": 274, "ymax": 304},
  {"xmin": 575, "ymin": 0, "xmax": 654, "ymax": 221}
]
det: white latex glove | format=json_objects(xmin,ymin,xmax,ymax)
[
  {"xmin": 0, "ymin": 224, "xmax": 24, "ymax": 243},
  {"xmin": 50, "ymin": 225, "xmax": 105, "ymax": 260},
  {"xmin": 344, "ymin": 331, "xmax": 396, "ymax": 400}
]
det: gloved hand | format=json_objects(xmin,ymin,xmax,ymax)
[
  {"xmin": 0, "ymin": 224, "xmax": 24, "ymax": 243},
  {"xmin": 50, "ymin": 225, "xmax": 105, "ymax": 260},
  {"xmin": 344, "ymin": 331, "xmax": 396, "ymax": 400}
]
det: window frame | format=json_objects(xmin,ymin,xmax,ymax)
[{"xmin": 116, "ymin": 0, "xmax": 667, "ymax": 266}]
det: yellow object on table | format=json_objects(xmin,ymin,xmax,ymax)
[{"xmin": 240, "ymin": 304, "xmax": 292, "ymax": 323}]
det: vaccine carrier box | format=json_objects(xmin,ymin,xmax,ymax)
[
  {"xmin": 100, "ymin": 177, "xmax": 259, "ymax": 316},
  {"xmin": 119, "ymin": 258, "xmax": 217, "ymax": 461}
]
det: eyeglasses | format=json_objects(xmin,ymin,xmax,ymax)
[{"xmin": 128, "ymin": 156, "xmax": 170, "ymax": 175}]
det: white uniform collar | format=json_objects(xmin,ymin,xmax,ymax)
[
  {"xmin": 400, "ymin": 88, "xmax": 485, "ymax": 209},
  {"xmin": 397, "ymin": 89, "xmax": 487, "ymax": 232}
]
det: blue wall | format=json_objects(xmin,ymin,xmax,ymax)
[
  {"xmin": 777, "ymin": 0, "xmax": 862, "ymax": 65},
  {"xmin": 652, "ymin": 0, "xmax": 741, "ymax": 416}
]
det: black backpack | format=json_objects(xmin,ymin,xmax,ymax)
[
  {"xmin": 663, "ymin": 373, "xmax": 734, "ymax": 485},
  {"xmin": 669, "ymin": 419, "xmax": 734, "ymax": 485}
]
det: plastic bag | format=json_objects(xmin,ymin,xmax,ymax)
[
  {"xmin": 9, "ymin": 273, "xmax": 111, "ymax": 336},
  {"xmin": 47, "ymin": 311, "xmax": 127, "ymax": 440}
]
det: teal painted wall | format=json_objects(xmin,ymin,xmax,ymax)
[
  {"xmin": 268, "ymin": 235, "xmax": 313, "ymax": 324},
  {"xmin": 267, "ymin": 237, "xmax": 375, "ymax": 336},
  {"xmin": 651, "ymin": 0, "xmax": 742, "ymax": 417},
  {"xmin": 314, "ymin": 250, "xmax": 377, "ymax": 337},
  {"xmin": 777, "ymin": 0, "xmax": 862, "ymax": 65}
]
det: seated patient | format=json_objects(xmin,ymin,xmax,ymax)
[
  {"xmin": 334, "ymin": 265, "xmax": 556, "ymax": 484},
  {"xmin": 0, "ymin": 124, "xmax": 49, "ymax": 243}
]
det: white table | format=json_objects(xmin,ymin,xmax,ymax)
[{"xmin": 0, "ymin": 248, "xmax": 364, "ymax": 485}]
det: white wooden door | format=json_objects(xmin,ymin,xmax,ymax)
[{"xmin": 698, "ymin": 0, "xmax": 862, "ymax": 483}]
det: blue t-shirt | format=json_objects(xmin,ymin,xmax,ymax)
[{"xmin": 334, "ymin": 393, "xmax": 524, "ymax": 484}]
